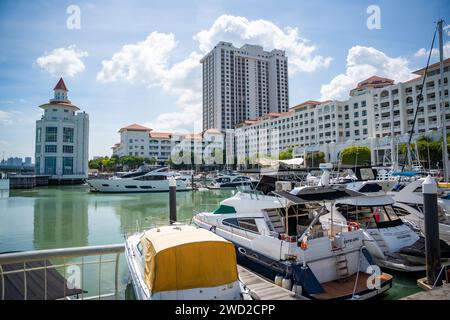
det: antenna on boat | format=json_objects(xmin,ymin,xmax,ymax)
[
  {"xmin": 401, "ymin": 23, "xmax": 438, "ymax": 174},
  {"xmin": 437, "ymin": 20, "xmax": 448, "ymax": 182}
]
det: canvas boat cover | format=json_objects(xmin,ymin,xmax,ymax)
[{"xmin": 140, "ymin": 225, "xmax": 238, "ymax": 293}]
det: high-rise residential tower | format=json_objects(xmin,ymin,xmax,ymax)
[{"xmin": 201, "ymin": 41, "xmax": 289, "ymax": 130}]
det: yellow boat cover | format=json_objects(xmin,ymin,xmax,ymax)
[
  {"xmin": 140, "ymin": 225, "xmax": 238, "ymax": 293},
  {"xmin": 438, "ymin": 182, "xmax": 450, "ymax": 189}
]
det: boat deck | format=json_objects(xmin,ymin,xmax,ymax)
[
  {"xmin": 237, "ymin": 265, "xmax": 307, "ymax": 300},
  {"xmin": 311, "ymin": 273, "xmax": 392, "ymax": 300}
]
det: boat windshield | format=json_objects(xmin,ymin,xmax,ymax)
[{"xmin": 336, "ymin": 204, "xmax": 402, "ymax": 229}]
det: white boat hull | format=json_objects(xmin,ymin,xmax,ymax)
[{"xmin": 87, "ymin": 178, "xmax": 189, "ymax": 193}]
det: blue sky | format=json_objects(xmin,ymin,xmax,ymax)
[{"xmin": 0, "ymin": 0, "xmax": 449, "ymax": 159}]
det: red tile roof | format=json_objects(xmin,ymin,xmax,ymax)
[
  {"xmin": 53, "ymin": 78, "xmax": 68, "ymax": 91},
  {"xmin": 413, "ymin": 58, "xmax": 450, "ymax": 75},
  {"xmin": 150, "ymin": 132, "xmax": 172, "ymax": 139},
  {"xmin": 404, "ymin": 76, "xmax": 422, "ymax": 84},
  {"xmin": 356, "ymin": 75, "xmax": 394, "ymax": 88},
  {"xmin": 119, "ymin": 124, "xmax": 152, "ymax": 132}
]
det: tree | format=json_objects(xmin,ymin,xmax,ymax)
[
  {"xmin": 279, "ymin": 148, "xmax": 293, "ymax": 160},
  {"xmin": 341, "ymin": 146, "xmax": 371, "ymax": 166},
  {"xmin": 305, "ymin": 151, "xmax": 325, "ymax": 167}
]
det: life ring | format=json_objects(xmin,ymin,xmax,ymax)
[{"xmin": 347, "ymin": 221, "xmax": 360, "ymax": 232}]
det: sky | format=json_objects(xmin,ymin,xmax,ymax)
[{"xmin": 0, "ymin": 0, "xmax": 449, "ymax": 159}]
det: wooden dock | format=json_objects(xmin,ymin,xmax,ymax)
[
  {"xmin": 401, "ymin": 280, "xmax": 450, "ymax": 300},
  {"xmin": 237, "ymin": 265, "xmax": 307, "ymax": 300}
]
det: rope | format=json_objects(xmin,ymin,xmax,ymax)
[
  {"xmin": 351, "ymin": 246, "xmax": 364, "ymax": 300},
  {"xmin": 401, "ymin": 24, "xmax": 438, "ymax": 171}
]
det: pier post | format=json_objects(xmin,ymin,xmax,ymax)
[
  {"xmin": 169, "ymin": 177, "xmax": 177, "ymax": 224},
  {"xmin": 422, "ymin": 175, "xmax": 442, "ymax": 287}
]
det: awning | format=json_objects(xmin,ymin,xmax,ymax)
[
  {"xmin": 140, "ymin": 226, "xmax": 238, "ymax": 294},
  {"xmin": 279, "ymin": 158, "xmax": 304, "ymax": 166}
]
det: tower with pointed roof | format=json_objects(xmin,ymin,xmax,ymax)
[{"xmin": 35, "ymin": 78, "xmax": 89, "ymax": 182}]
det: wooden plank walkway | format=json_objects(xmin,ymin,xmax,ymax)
[
  {"xmin": 237, "ymin": 265, "xmax": 308, "ymax": 300},
  {"xmin": 401, "ymin": 281, "xmax": 450, "ymax": 300}
]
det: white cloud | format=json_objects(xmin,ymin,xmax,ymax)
[
  {"xmin": 320, "ymin": 46, "xmax": 414, "ymax": 101},
  {"xmin": 194, "ymin": 15, "xmax": 332, "ymax": 74},
  {"xmin": 36, "ymin": 45, "xmax": 88, "ymax": 77},
  {"xmin": 96, "ymin": 32, "xmax": 203, "ymax": 131},
  {"xmin": 414, "ymin": 41, "xmax": 450, "ymax": 59},
  {"xmin": 0, "ymin": 110, "xmax": 22, "ymax": 124},
  {"xmin": 97, "ymin": 15, "xmax": 331, "ymax": 132}
]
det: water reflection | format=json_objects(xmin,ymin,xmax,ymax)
[{"xmin": 33, "ymin": 187, "xmax": 89, "ymax": 249}]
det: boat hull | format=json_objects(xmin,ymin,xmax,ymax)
[{"xmin": 87, "ymin": 178, "xmax": 189, "ymax": 193}]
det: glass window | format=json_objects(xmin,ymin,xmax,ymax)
[
  {"xmin": 63, "ymin": 127, "xmax": 74, "ymax": 143},
  {"xmin": 35, "ymin": 157, "xmax": 40, "ymax": 174},
  {"xmin": 45, "ymin": 127, "xmax": 57, "ymax": 142},
  {"xmin": 45, "ymin": 145, "xmax": 57, "ymax": 153},
  {"xmin": 63, "ymin": 145, "xmax": 74, "ymax": 153},
  {"xmin": 238, "ymin": 218, "xmax": 259, "ymax": 233},
  {"xmin": 44, "ymin": 156, "xmax": 56, "ymax": 175},
  {"xmin": 63, "ymin": 157, "xmax": 73, "ymax": 175},
  {"xmin": 36, "ymin": 128, "xmax": 42, "ymax": 143}
]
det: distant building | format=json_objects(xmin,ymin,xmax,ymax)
[
  {"xmin": 201, "ymin": 41, "xmax": 289, "ymax": 130},
  {"xmin": 24, "ymin": 157, "xmax": 32, "ymax": 166},
  {"xmin": 112, "ymin": 124, "xmax": 223, "ymax": 164},
  {"xmin": 35, "ymin": 78, "xmax": 89, "ymax": 180}
]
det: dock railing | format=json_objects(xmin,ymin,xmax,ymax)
[{"xmin": 0, "ymin": 244, "xmax": 125, "ymax": 300}]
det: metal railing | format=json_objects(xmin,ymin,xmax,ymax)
[{"xmin": 0, "ymin": 244, "xmax": 125, "ymax": 300}]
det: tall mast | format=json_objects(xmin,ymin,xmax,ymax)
[{"xmin": 438, "ymin": 20, "xmax": 448, "ymax": 181}]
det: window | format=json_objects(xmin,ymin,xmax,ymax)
[
  {"xmin": 36, "ymin": 128, "xmax": 42, "ymax": 143},
  {"xmin": 45, "ymin": 127, "xmax": 57, "ymax": 142},
  {"xmin": 63, "ymin": 127, "xmax": 74, "ymax": 143},
  {"xmin": 238, "ymin": 218, "xmax": 259, "ymax": 233},
  {"xmin": 63, "ymin": 145, "xmax": 74, "ymax": 153},
  {"xmin": 44, "ymin": 157, "xmax": 56, "ymax": 175},
  {"xmin": 45, "ymin": 145, "xmax": 57, "ymax": 153},
  {"xmin": 35, "ymin": 157, "xmax": 40, "ymax": 174},
  {"xmin": 62, "ymin": 157, "xmax": 73, "ymax": 175}
]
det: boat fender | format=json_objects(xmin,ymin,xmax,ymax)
[
  {"xmin": 282, "ymin": 278, "xmax": 292, "ymax": 290},
  {"xmin": 274, "ymin": 275, "xmax": 283, "ymax": 287},
  {"xmin": 209, "ymin": 225, "xmax": 216, "ymax": 233},
  {"xmin": 292, "ymin": 284, "xmax": 302, "ymax": 297},
  {"xmin": 347, "ymin": 222, "xmax": 360, "ymax": 232}
]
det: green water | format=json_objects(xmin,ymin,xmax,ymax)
[{"xmin": 0, "ymin": 186, "xmax": 421, "ymax": 299}]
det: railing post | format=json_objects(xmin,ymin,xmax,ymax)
[{"xmin": 114, "ymin": 253, "xmax": 120, "ymax": 300}]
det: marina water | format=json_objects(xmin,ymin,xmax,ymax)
[{"xmin": 0, "ymin": 185, "xmax": 421, "ymax": 299}]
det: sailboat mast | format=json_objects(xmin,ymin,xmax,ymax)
[{"xmin": 438, "ymin": 20, "xmax": 448, "ymax": 181}]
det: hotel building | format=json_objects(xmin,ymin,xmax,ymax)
[
  {"xmin": 112, "ymin": 125, "xmax": 223, "ymax": 164},
  {"xmin": 35, "ymin": 78, "xmax": 89, "ymax": 181},
  {"xmin": 201, "ymin": 41, "xmax": 289, "ymax": 130},
  {"xmin": 235, "ymin": 58, "xmax": 450, "ymax": 164}
]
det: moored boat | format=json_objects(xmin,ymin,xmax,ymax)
[{"xmin": 125, "ymin": 224, "xmax": 244, "ymax": 300}]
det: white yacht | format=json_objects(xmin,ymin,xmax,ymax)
[
  {"xmin": 193, "ymin": 187, "xmax": 393, "ymax": 300},
  {"xmin": 208, "ymin": 175, "xmax": 256, "ymax": 189},
  {"xmin": 389, "ymin": 178, "xmax": 450, "ymax": 243},
  {"xmin": 125, "ymin": 225, "xmax": 244, "ymax": 300},
  {"xmin": 86, "ymin": 167, "xmax": 189, "ymax": 193},
  {"xmin": 327, "ymin": 194, "xmax": 450, "ymax": 272}
]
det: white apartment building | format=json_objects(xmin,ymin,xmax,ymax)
[
  {"xmin": 35, "ymin": 78, "xmax": 89, "ymax": 180},
  {"xmin": 201, "ymin": 41, "xmax": 289, "ymax": 130},
  {"xmin": 112, "ymin": 125, "xmax": 223, "ymax": 164},
  {"xmin": 235, "ymin": 58, "xmax": 450, "ymax": 164}
]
